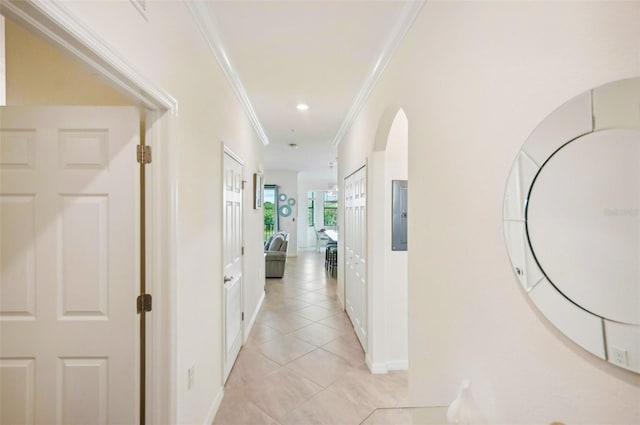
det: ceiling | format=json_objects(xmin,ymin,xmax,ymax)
[{"xmin": 190, "ymin": 1, "xmax": 422, "ymax": 188}]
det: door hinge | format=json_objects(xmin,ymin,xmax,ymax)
[
  {"xmin": 241, "ymin": 246, "xmax": 245, "ymax": 255},
  {"xmin": 242, "ymin": 312, "xmax": 244, "ymax": 321},
  {"xmin": 137, "ymin": 145, "xmax": 152, "ymax": 164},
  {"xmin": 137, "ymin": 294, "xmax": 152, "ymax": 313},
  {"xmin": 241, "ymin": 180, "xmax": 247, "ymax": 190}
]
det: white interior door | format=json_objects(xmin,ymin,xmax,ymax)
[
  {"xmin": 345, "ymin": 166, "xmax": 367, "ymax": 348},
  {"xmin": 222, "ymin": 150, "xmax": 243, "ymax": 382},
  {"xmin": 0, "ymin": 106, "xmax": 140, "ymax": 424}
]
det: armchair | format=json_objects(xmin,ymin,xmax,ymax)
[{"xmin": 265, "ymin": 232, "xmax": 289, "ymax": 278}]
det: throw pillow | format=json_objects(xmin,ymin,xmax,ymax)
[{"xmin": 269, "ymin": 236, "xmax": 284, "ymax": 251}]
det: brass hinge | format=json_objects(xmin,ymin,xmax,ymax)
[
  {"xmin": 242, "ymin": 312, "xmax": 244, "ymax": 321},
  {"xmin": 137, "ymin": 145, "xmax": 152, "ymax": 164},
  {"xmin": 137, "ymin": 294, "xmax": 152, "ymax": 313},
  {"xmin": 241, "ymin": 180, "xmax": 247, "ymax": 190},
  {"xmin": 241, "ymin": 246, "xmax": 245, "ymax": 255}
]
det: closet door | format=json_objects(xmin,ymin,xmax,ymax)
[{"xmin": 344, "ymin": 166, "xmax": 367, "ymax": 348}]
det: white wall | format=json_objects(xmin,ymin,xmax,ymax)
[
  {"xmin": 297, "ymin": 173, "xmax": 339, "ymax": 249},
  {"xmin": 42, "ymin": 2, "xmax": 266, "ymax": 424},
  {"xmin": 264, "ymin": 170, "xmax": 299, "ymax": 256},
  {"xmin": 383, "ymin": 111, "xmax": 408, "ymax": 368},
  {"xmin": 364, "ymin": 109, "xmax": 409, "ymax": 372},
  {"xmin": 296, "ymin": 176, "xmax": 325, "ymax": 249},
  {"xmin": 338, "ymin": 2, "xmax": 640, "ymax": 423}
]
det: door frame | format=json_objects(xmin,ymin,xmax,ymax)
[
  {"xmin": 221, "ymin": 144, "xmax": 245, "ymax": 384},
  {"xmin": 1, "ymin": 2, "xmax": 178, "ymax": 423}
]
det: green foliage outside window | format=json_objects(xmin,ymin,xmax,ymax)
[
  {"xmin": 264, "ymin": 201, "xmax": 275, "ymax": 241},
  {"xmin": 324, "ymin": 192, "xmax": 337, "ymax": 226},
  {"xmin": 308, "ymin": 192, "xmax": 314, "ymax": 227}
]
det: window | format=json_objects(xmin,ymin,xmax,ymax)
[
  {"xmin": 323, "ymin": 192, "xmax": 338, "ymax": 226},
  {"xmin": 263, "ymin": 185, "xmax": 278, "ymax": 241},
  {"xmin": 308, "ymin": 192, "xmax": 314, "ymax": 227}
]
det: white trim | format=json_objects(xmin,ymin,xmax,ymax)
[
  {"xmin": 128, "ymin": 0, "xmax": 148, "ymax": 22},
  {"xmin": 0, "ymin": 15, "xmax": 6, "ymax": 106},
  {"xmin": 186, "ymin": 2, "xmax": 269, "ymax": 146},
  {"xmin": 366, "ymin": 355, "xmax": 388, "ymax": 374},
  {"xmin": 147, "ymin": 110, "xmax": 177, "ymax": 424},
  {"xmin": 386, "ymin": 360, "xmax": 409, "ymax": 371},
  {"xmin": 365, "ymin": 356, "xmax": 408, "ymax": 374},
  {"xmin": 345, "ymin": 162, "xmax": 367, "ymax": 181},
  {"xmin": 223, "ymin": 144, "xmax": 246, "ymax": 166},
  {"xmin": 0, "ymin": 0, "xmax": 178, "ymax": 113},
  {"xmin": 204, "ymin": 388, "xmax": 225, "ymax": 425},
  {"xmin": 331, "ymin": 1, "xmax": 424, "ymax": 147},
  {"xmin": 244, "ymin": 290, "xmax": 265, "ymax": 343}
]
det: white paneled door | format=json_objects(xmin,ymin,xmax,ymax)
[
  {"xmin": 345, "ymin": 166, "xmax": 367, "ymax": 349},
  {"xmin": 222, "ymin": 150, "xmax": 243, "ymax": 382},
  {"xmin": 0, "ymin": 107, "xmax": 140, "ymax": 424}
]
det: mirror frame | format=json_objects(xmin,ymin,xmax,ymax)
[{"xmin": 503, "ymin": 77, "xmax": 640, "ymax": 374}]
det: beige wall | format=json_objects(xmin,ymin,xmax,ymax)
[
  {"xmin": 28, "ymin": 1, "xmax": 266, "ymax": 423},
  {"xmin": 339, "ymin": 2, "xmax": 640, "ymax": 423},
  {"xmin": 5, "ymin": 18, "xmax": 132, "ymax": 106}
]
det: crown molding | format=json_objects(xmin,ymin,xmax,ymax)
[
  {"xmin": 331, "ymin": 1, "xmax": 424, "ymax": 147},
  {"xmin": 1, "ymin": 0, "xmax": 178, "ymax": 113},
  {"xmin": 186, "ymin": 1, "xmax": 270, "ymax": 146}
]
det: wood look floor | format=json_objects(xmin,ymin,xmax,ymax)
[{"xmin": 213, "ymin": 249, "xmax": 409, "ymax": 425}]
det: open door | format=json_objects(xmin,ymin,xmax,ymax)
[{"xmin": 0, "ymin": 106, "xmax": 140, "ymax": 424}]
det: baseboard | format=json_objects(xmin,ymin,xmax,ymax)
[
  {"xmin": 244, "ymin": 290, "xmax": 265, "ymax": 342},
  {"xmin": 365, "ymin": 355, "xmax": 408, "ymax": 374},
  {"xmin": 204, "ymin": 387, "xmax": 224, "ymax": 425},
  {"xmin": 366, "ymin": 355, "xmax": 387, "ymax": 374},
  {"xmin": 387, "ymin": 360, "xmax": 408, "ymax": 371}
]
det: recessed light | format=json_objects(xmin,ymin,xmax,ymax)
[{"xmin": 296, "ymin": 103, "xmax": 309, "ymax": 111}]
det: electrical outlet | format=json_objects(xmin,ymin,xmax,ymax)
[
  {"xmin": 611, "ymin": 347, "xmax": 628, "ymax": 366},
  {"xmin": 188, "ymin": 365, "xmax": 195, "ymax": 389}
]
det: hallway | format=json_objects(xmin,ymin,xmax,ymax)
[{"xmin": 213, "ymin": 249, "xmax": 408, "ymax": 425}]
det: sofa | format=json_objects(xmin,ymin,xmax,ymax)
[{"xmin": 264, "ymin": 232, "xmax": 289, "ymax": 278}]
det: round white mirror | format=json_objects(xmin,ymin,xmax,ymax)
[
  {"xmin": 527, "ymin": 129, "xmax": 640, "ymax": 325},
  {"xmin": 504, "ymin": 77, "xmax": 640, "ymax": 373}
]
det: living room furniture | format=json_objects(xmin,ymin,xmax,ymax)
[{"xmin": 265, "ymin": 232, "xmax": 289, "ymax": 278}]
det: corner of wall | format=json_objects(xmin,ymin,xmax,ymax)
[{"xmin": 204, "ymin": 387, "xmax": 225, "ymax": 425}]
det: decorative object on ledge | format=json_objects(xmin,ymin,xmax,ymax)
[
  {"xmin": 446, "ymin": 380, "xmax": 485, "ymax": 424},
  {"xmin": 253, "ymin": 172, "xmax": 263, "ymax": 209}
]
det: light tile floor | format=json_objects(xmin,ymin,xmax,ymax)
[{"xmin": 213, "ymin": 249, "xmax": 409, "ymax": 425}]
